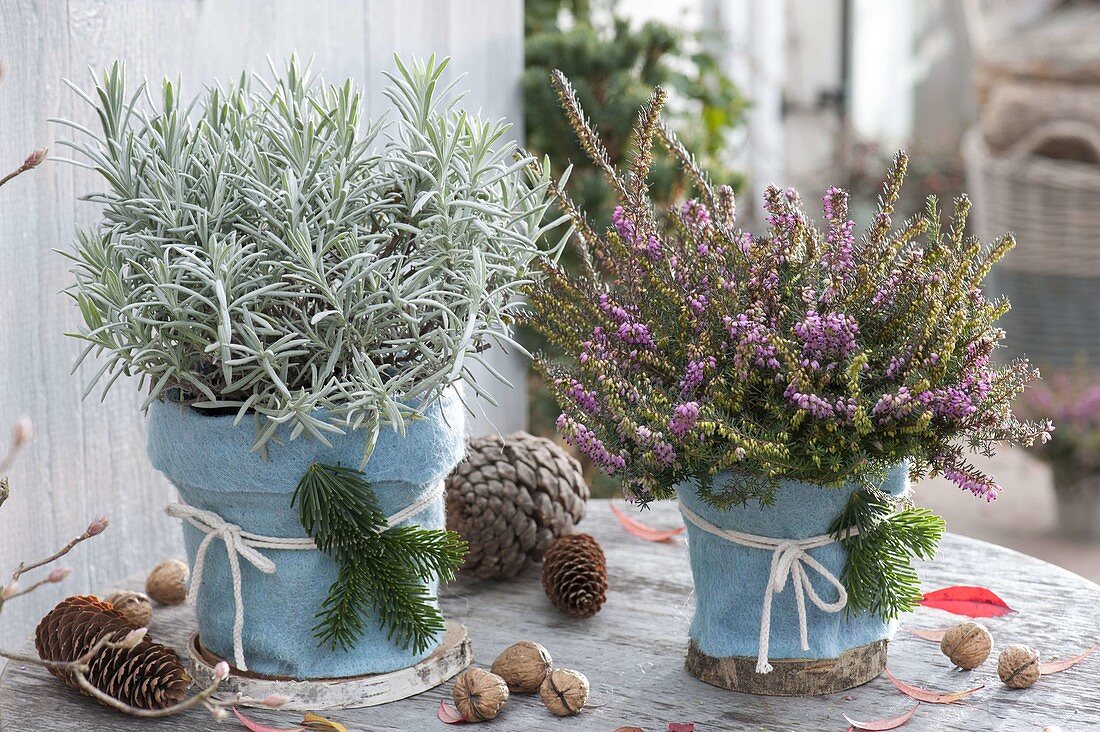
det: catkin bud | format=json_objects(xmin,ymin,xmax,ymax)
[
  {"xmin": 22, "ymin": 148, "xmax": 47, "ymax": 169},
  {"xmin": 46, "ymin": 567, "xmax": 71, "ymax": 583},
  {"xmin": 118, "ymin": 628, "xmax": 147, "ymax": 650},
  {"xmin": 85, "ymin": 516, "xmax": 109, "ymax": 537},
  {"xmin": 11, "ymin": 417, "xmax": 33, "ymax": 447}
]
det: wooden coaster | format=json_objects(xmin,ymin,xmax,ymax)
[
  {"xmin": 684, "ymin": 639, "xmax": 888, "ymax": 696},
  {"xmin": 188, "ymin": 621, "xmax": 472, "ymax": 710}
]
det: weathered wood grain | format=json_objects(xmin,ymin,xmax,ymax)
[
  {"xmin": 685, "ymin": 638, "xmax": 888, "ymax": 696},
  {"xmin": 0, "ymin": 0, "xmax": 525, "ymax": 653},
  {"xmin": 188, "ymin": 623, "xmax": 472, "ymax": 711},
  {"xmin": 2, "ymin": 500, "xmax": 1098, "ymax": 731}
]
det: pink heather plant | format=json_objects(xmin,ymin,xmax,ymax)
[
  {"xmin": 1021, "ymin": 372, "xmax": 1100, "ymax": 480},
  {"xmin": 527, "ymin": 73, "xmax": 1053, "ymax": 511}
]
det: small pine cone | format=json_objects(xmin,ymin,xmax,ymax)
[
  {"xmin": 447, "ymin": 432, "xmax": 589, "ymax": 580},
  {"xmin": 541, "ymin": 534, "xmax": 607, "ymax": 618},
  {"xmin": 35, "ymin": 595, "xmax": 191, "ymax": 710}
]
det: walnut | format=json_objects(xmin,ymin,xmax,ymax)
[
  {"xmin": 491, "ymin": 641, "xmax": 553, "ymax": 693},
  {"xmin": 145, "ymin": 560, "xmax": 188, "ymax": 606},
  {"xmin": 452, "ymin": 668, "xmax": 509, "ymax": 721},
  {"xmin": 998, "ymin": 644, "xmax": 1041, "ymax": 688},
  {"xmin": 939, "ymin": 621, "xmax": 993, "ymax": 669},
  {"xmin": 539, "ymin": 668, "xmax": 589, "ymax": 716},
  {"xmin": 105, "ymin": 590, "xmax": 153, "ymax": 627}
]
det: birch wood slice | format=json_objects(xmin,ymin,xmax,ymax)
[
  {"xmin": 187, "ymin": 622, "xmax": 472, "ymax": 711},
  {"xmin": 685, "ymin": 639, "xmax": 888, "ymax": 696}
]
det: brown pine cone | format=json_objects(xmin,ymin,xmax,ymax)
[
  {"xmin": 34, "ymin": 595, "xmax": 191, "ymax": 710},
  {"xmin": 541, "ymin": 534, "xmax": 607, "ymax": 618},
  {"xmin": 447, "ymin": 432, "xmax": 589, "ymax": 579}
]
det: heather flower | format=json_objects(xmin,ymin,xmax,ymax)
[
  {"xmin": 653, "ymin": 441, "xmax": 676, "ymax": 465},
  {"xmin": 557, "ymin": 414, "xmax": 627, "ymax": 474},
  {"xmin": 943, "ymin": 466, "xmax": 1002, "ymax": 501},
  {"xmin": 680, "ymin": 356, "xmax": 717, "ymax": 397},
  {"xmin": 669, "ymin": 402, "xmax": 701, "ymax": 438},
  {"xmin": 528, "ymin": 83, "xmax": 1049, "ymax": 510},
  {"xmin": 562, "ymin": 378, "xmax": 600, "ymax": 414},
  {"xmin": 794, "ymin": 310, "xmax": 859, "ymax": 362}
]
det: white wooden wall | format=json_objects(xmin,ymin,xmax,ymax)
[{"xmin": 0, "ymin": 0, "xmax": 525, "ymax": 651}]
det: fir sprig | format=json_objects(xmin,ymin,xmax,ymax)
[
  {"xmin": 292, "ymin": 463, "xmax": 467, "ymax": 653},
  {"xmin": 830, "ymin": 487, "xmax": 946, "ymax": 621}
]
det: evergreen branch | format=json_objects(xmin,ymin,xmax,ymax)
[
  {"xmin": 293, "ymin": 463, "xmax": 467, "ymax": 654},
  {"xmin": 831, "ymin": 487, "xmax": 945, "ymax": 621}
]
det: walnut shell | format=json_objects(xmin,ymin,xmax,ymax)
[
  {"xmin": 539, "ymin": 668, "xmax": 589, "ymax": 716},
  {"xmin": 939, "ymin": 621, "xmax": 992, "ymax": 669},
  {"xmin": 452, "ymin": 668, "xmax": 509, "ymax": 722},
  {"xmin": 998, "ymin": 644, "xmax": 1041, "ymax": 688},
  {"xmin": 491, "ymin": 641, "xmax": 553, "ymax": 693},
  {"xmin": 105, "ymin": 590, "xmax": 153, "ymax": 628},
  {"xmin": 145, "ymin": 560, "xmax": 189, "ymax": 606}
]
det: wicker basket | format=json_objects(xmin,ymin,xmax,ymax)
[{"xmin": 964, "ymin": 120, "xmax": 1100, "ymax": 369}]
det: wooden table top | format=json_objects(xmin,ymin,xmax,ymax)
[{"xmin": 2, "ymin": 499, "xmax": 1099, "ymax": 731}]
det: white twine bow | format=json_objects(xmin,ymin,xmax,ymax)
[
  {"xmin": 165, "ymin": 480, "xmax": 445, "ymax": 671},
  {"xmin": 678, "ymin": 500, "xmax": 853, "ymax": 674}
]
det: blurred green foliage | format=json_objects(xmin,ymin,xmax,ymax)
[{"xmin": 523, "ymin": 0, "xmax": 747, "ymax": 226}]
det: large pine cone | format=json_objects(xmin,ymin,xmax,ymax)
[
  {"xmin": 447, "ymin": 432, "xmax": 589, "ymax": 579},
  {"xmin": 541, "ymin": 534, "xmax": 607, "ymax": 618},
  {"xmin": 35, "ymin": 595, "xmax": 191, "ymax": 710}
]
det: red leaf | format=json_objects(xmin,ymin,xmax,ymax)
[
  {"xmin": 844, "ymin": 703, "xmax": 920, "ymax": 730},
  {"xmin": 883, "ymin": 668, "xmax": 983, "ymax": 704},
  {"xmin": 610, "ymin": 503, "xmax": 684, "ymax": 542},
  {"xmin": 919, "ymin": 586, "xmax": 1013, "ymax": 618},
  {"xmin": 905, "ymin": 627, "xmax": 948, "ymax": 642},
  {"xmin": 1040, "ymin": 644, "xmax": 1098, "ymax": 675},
  {"xmin": 668, "ymin": 724, "xmax": 695, "ymax": 732},
  {"xmin": 233, "ymin": 708, "xmax": 303, "ymax": 732},
  {"xmin": 437, "ymin": 700, "xmax": 467, "ymax": 724}
]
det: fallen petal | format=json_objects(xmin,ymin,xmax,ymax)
[
  {"xmin": 919, "ymin": 586, "xmax": 1013, "ymax": 618},
  {"xmin": 232, "ymin": 708, "xmax": 303, "ymax": 732},
  {"xmin": 905, "ymin": 627, "xmax": 949, "ymax": 642},
  {"xmin": 437, "ymin": 699, "xmax": 467, "ymax": 724},
  {"xmin": 844, "ymin": 702, "xmax": 920, "ymax": 730},
  {"xmin": 883, "ymin": 668, "xmax": 983, "ymax": 704},
  {"xmin": 1040, "ymin": 644, "xmax": 1098, "ymax": 675},
  {"xmin": 611, "ymin": 503, "xmax": 684, "ymax": 542}
]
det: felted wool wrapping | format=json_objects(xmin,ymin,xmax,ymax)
[
  {"xmin": 146, "ymin": 388, "xmax": 467, "ymax": 679},
  {"xmin": 678, "ymin": 463, "xmax": 909, "ymax": 662}
]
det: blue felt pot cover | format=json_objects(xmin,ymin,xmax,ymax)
[
  {"xmin": 678, "ymin": 463, "xmax": 909, "ymax": 662},
  {"xmin": 146, "ymin": 391, "xmax": 466, "ymax": 679}
]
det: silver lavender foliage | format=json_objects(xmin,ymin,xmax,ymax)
[{"xmin": 57, "ymin": 56, "xmax": 567, "ymax": 451}]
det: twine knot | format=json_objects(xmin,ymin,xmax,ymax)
[
  {"xmin": 678, "ymin": 500, "xmax": 852, "ymax": 674},
  {"xmin": 166, "ymin": 480, "xmax": 444, "ymax": 671}
]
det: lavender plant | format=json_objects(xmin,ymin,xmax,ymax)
[
  {"xmin": 527, "ymin": 74, "xmax": 1053, "ymax": 618},
  {"xmin": 58, "ymin": 56, "xmax": 565, "ymax": 452}
]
